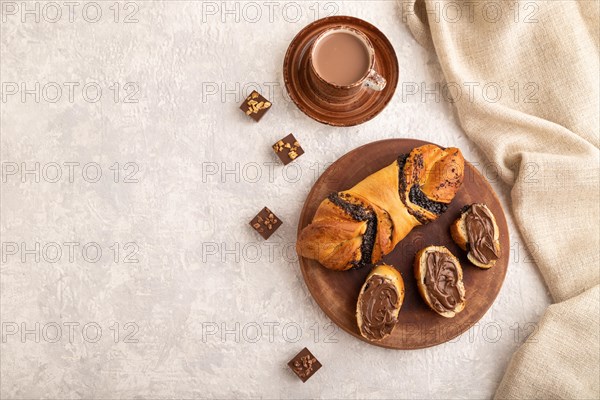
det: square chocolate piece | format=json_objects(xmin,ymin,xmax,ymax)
[
  {"xmin": 272, "ymin": 134, "xmax": 304, "ymax": 165},
  {"xmin": 240, "ymin": 90, "xmax": 272, "ymax": 122},
  {"xmin": 288, "ymin": 347, "xmax": 321, "ymax": 383},
  {"xmin": 249, "ymin": 207, "xmax": 282, "ymax": 240}
]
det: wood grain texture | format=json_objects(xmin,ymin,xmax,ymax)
[
  {"xmin": 296, "ymin": 139, "xmax": 510, "ymax": 349},
  {"xmin": 283, "ymin": 16, "xmax": 399, "ymax": 127}
]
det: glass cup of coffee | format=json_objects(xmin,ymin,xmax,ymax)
[{"xmin": 307, "ymin": 26, "xmax": 386, "ymax": 102}]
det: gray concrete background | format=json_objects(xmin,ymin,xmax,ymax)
[{"xmin": 1, "ymin": 1, "xmax": 550, "ymax": 398}]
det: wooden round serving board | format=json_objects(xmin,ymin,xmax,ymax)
[
  {"xmin": 283, "ymin": 16, "xmax": 399, "ymax": 127},
  {"xmin": 297, "ymin": 139, "xmax": 510, "ymax": 349}
]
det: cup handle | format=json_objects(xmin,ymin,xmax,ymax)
[{"xmin": 363, "ymin": 69, "xmax": 386, "ymax": 91}]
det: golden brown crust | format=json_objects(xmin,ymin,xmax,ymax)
[
  {"xmin": 402, "ymin": 145, "xmax": 465, "ymax": 222},
  {"xmin": 414, "ymin": 246, "xmax": 466, "ymax": 318},
  {"xmin": 297, "ymin": 145, "xmax": 465, "ymax": 271},
  {"xmin": 450, "ymin": 214, "xmax": 468, "ymax": 251}
]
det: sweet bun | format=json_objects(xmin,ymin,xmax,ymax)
[{"xmin": 297, "ymin": 144, "xmax": 464, "ymax": 271}]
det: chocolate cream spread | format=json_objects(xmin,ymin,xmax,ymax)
[
  {"xmin": 425, "ymin": 252, "xmax": 462, "ymax": 313},
  {"xmin": 465, "ymin": 204, "xmax": 500, "ymax": 264},
  {"xmin": 359, "ymin": 276, "xmax": 399, "ymax": 340}
]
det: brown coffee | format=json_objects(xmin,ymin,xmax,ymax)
[{"xmin": 313, "ymin": 31, "xmax": 370, "ymax": 86}]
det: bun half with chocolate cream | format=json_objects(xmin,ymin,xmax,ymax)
[
  {"xmin": 414, "ymin": 246, "xmax": 466, "ymax": 318},
  {"xmin": 451, "ymin": 203, "xmax": 501, "ymax": 269},
  {"xmin": 356, "ymin": 264, "xmax": 404, "ymax": 341}
]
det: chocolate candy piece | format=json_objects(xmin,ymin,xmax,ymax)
[
  {"xmin": 249, "ymin": 207, "xmax": 282, "ymax": 239},
  {"xmin": 272, "ymin": 133, "xmax": 304, "ymax": 165},
  {"xmin": 288, "ymin": 347, "xmax": 321, "ymax": 383},
  {"xmin": 240, "ymin": 90, "xmax": 272, "ymax": 122}
]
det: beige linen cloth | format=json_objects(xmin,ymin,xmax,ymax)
[{"xmin": 401, "ymin": 0, "xmax": 600, "ymax": 398}]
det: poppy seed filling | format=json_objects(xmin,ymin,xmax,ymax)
[
  {"xmin": 328, "ymin": 193, "xmax": 377, "ymax": 269},
  {"xmin": 397, "ymin": 154, "xmax": 448, "ymax": 222},
  {"xmin": 408, "ymin": 185, "xmax": 448, "ymax": 215}
]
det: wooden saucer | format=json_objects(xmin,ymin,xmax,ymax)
[
  {"xmin": 296, "ymin": 139, "xmax": 510, "ymax": 349},
  {"xmin": 283, "ymin": 16, "xmax": 399, "ymax": 127}
]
